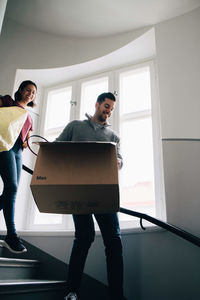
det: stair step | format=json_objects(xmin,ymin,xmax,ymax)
[
  {"xmin": 0, "ymin": 279, "xmax": 66, "ymax": 292},
  {"xmin": 0, "ymin": 279, "xmax": 66, "ymax": 300},
  {"xmin": 0, "ymin": 257, "xmax": 40, "ymax": 267},
  {"xmin": 0, "ymin": 257, "xmax": 40, "ymax": 280}
]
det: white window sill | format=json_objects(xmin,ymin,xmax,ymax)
[{"xmin": 0, "ymin": 225, "xmax": 164, "ymax": 237}]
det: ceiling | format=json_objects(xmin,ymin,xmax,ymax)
[{"xmin": 5, "ymin": 0, "xmax": 200, "ymax": 38}]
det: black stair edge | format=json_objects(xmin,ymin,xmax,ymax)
[{"xmin": 0, "ymin": 279, "xmax": 66, "ymax": 295}]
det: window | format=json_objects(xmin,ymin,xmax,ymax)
[
  {"xmin": 119, "ymin": 66, "xmax": 156, "ymax": 222},
  {"xmin": 28, "ymin": 61, "xmax": 163, "ymax": 230},
  {"xmin": 29, "ymin": 86, "xmax": 73, "ymax": 229},
  {"xmin": 44, "ymin": 86, "xmax": 72, "ymax": 141},
  {"xmin": 80, "ymin": 76, "xmax": 108, "ymax": 119}
]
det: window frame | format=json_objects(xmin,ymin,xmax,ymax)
[
  {"xmin": 39, "ymin": 82, "xmax": 76, "ymax": 139},
  {"xmin": 113, "ymin": 61, "xmax": 165, "ymax": 225}
]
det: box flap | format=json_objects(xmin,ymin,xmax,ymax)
[{"xmin": 31, "ymin": 142, "xmax": 118, "ymax": 185}]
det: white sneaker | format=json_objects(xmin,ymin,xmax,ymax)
[{"xmin": 64, "ymin": 292, "xmax": 78, "ymax": 300}]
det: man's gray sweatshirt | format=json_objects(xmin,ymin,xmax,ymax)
[{"xmin": 56, "ymin": 116, "xmax": 123, "ymax": 167}]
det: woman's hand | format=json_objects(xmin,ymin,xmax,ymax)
[
  {"xmin": 22, "ymin": 140, "xmax": 28, "ymax": 149},
  {"xmin": 22, "ymin": 130, "xmax": 31, "ymax": 149}
]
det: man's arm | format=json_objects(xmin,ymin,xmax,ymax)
[{"xmin": 116, "ymin": 138, "xmax": 123, "ymax": 170}]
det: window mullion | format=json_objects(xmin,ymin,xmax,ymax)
[
  {"xmin": 111, "ymin": 70, "xmax": 120, "ymax": 134},
  {"xmin": 71, "ymin": 81, "xmax": 80, "ymax": 121}
]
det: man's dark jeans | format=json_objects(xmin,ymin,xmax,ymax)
[
  {"xmin": 0, "ymin": 139, "xmax": 22, "ymax": 235},
  {"xmin": 67, "ymin": 212, "xmax": 124, "ymax": 300}
]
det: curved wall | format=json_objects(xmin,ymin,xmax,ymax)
[{"xmin": 0, "ymin": 17, "xmax": 150, "ymax": 92}]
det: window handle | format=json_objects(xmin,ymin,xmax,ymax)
[{"xmin": 70, "ymin": 100, "xmax": 77, "ymax": 106}]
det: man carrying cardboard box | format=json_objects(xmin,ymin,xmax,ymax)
[{"xmin": 56, "ymin": 92, "xmax": 124, "ymax": 300}]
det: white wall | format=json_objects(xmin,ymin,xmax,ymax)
[
  {"xmin": 0, "ymin": 0, "xmax": 7, "ymax": 34},
  {"xmin": 23, "ymin": 228, "xmax": 200, "ymax": 300},
  {"xmin": 155, "ymin": 7, "xmax": 200, "ymax": 236},
  {"xmin": 0, "ymin": 16, "xmax": 150, "ymax": 93},
  {"xmin": 162, "ymin": 140, "xmax": 200, "ymax": 236},
  {"xmin": 155, "ymin": 7, "xmax": 200, "ymax": 139}
]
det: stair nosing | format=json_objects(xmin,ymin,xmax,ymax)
[
  {"xmin": 0, "ymin": 279, "xmax": 66, "ymax": 285},
  {"xmin": 0, "ymin": 279, "xmax": 66, "ymax": 295},
  {"xmin": 0, "ymin": 257, "xmax": 40, "ymax": 267}
]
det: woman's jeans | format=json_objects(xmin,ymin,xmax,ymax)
[
  {"xmin": 0, "ymin": 139, "xmax": 22, "ymax": 235},
  {"xmin": 67, "ymin": 213, "xmax": 124, "ymax": 300}
]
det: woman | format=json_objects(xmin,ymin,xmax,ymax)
[{"xmin": 0, "ymin": 80, "xmax": 37, "ymax": 253}]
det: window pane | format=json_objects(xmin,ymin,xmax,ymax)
[
  {"xmin": 45, "ymin": 87, "xmax": 72, "ymax": 131},
  {"xmin": 45, "ymin": 131, "xmax": 62, "ymax": 142},
  {"xmin": 120, "ymin": 67, "xmax": 151, "ymax": 114},
  {"xmin": 34, "ymin": 206, "xmax": 62, "ymax": 225},
  {"xmin": 30, "ymin": 193, "xmax": 62, "ymax": 226},
  {"xmin": 34, "ymin": 87, "xmax": 72, "ymax": 226},
  {"xmin": 80, "ymin": 77, "xmax": 108, "ymax": 119},
  {"xmin": 120, "ymin": 118, "xmax": 155, "ymax": 218}
]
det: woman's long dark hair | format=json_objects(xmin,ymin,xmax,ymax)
[{"xmin": 14, "ymin": 80, "xmax": 37, "ymax": 107}]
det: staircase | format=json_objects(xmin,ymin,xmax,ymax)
[
  {"xmin": 0, "ymin": 235, "xmax": 121, "ymax": 300},
  {"xmin": 0, "ymin": 238, "xmax": 67, "ymax": 300}
]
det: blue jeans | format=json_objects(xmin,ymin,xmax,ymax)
[
  {"xmin": 67, "ymin": 213, "xmax": 124, "ymax": 300},
  {"xmin": 0, "ymin": 139, "xmax": 22, "ymax": 235}
]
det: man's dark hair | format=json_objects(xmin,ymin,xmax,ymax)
[{"xmin": 96, "ymin": 92, "xmax": 116, "ymax": 104}]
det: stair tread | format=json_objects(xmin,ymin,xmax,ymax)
[
  {"xmin": 0, "ymin": 257, "xmax": 39, "ymax": 262},
  {"xmin": 0, "ymin": 257, "xmax": 40, "ymax": 267},
  {"xmin": 0, "ymin": 279, "xmax": 66, "ymax": 295},
  {"xmin": 0, "ymin": 279, "xmax": 66, "ymax": 285}
]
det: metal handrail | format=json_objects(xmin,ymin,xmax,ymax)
[
  {"xmin": 22, "ymin": 164, "xmax": 33, "ymax": 175},
  {"xmin": 120, "ymin": 207, "xmax": 200, "ymax": 247}
]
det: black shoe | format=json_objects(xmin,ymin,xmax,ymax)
[
  {"xmin": 3, "ymin": 234, "xmax": 27, "ymax": 253},
  {"xmin": 64, "ymin": 292, "xmax": 78, "ymax": 300}
]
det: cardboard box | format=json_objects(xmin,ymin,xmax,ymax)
[{"xmin": 30, "ymin": 142, "xmax": 119, "ymax": 214}]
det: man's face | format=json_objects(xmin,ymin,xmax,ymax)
[{"xmin": 95, "ymin": 98, "xmax": 115, "ymax": 123}]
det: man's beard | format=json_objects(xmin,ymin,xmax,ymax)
[{"xmin": 98, "ymin": 112, "xmax": 108, "ymax": 123}]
